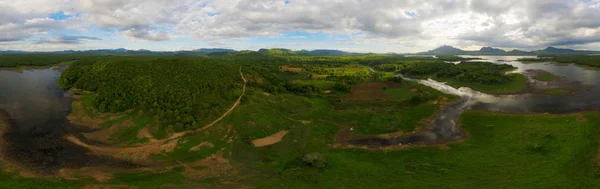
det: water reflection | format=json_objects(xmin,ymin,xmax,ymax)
[
  {"xmin": 0, "ymin": 67, "xmax": 137, "ymax": 174},
  {"xmin": 348, "ymin": 56, "xmax": 600, "ymax": 147}
]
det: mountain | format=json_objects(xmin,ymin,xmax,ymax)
[
  {"xmin": 192, "ymin": 48, "xmax": 237, "ymax": 53},
  {"xmin": 305, "ymin": 49, "xmax": 350, "ymax": 55},
  {"xmin": 478, "ymin": 47, "xmax": 505, "ymax": 54},
  {"xmin": 418, "ymin": 45, "xmax": 466, "ymax": 55},
  {"xmin": 532, "ymin": 47, "xmax": 600, "ymax": 54},
  {"xmin": 258, "ymin": 48, "xmax": 297, "ymax": 55},
  {"xmin": 418, "ymin": 46, "xmax": 600, "ymax": 55}
]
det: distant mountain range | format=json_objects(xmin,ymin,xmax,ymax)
[
  {"xmin": 1, "ymin": 46, "xmax": 598, "ymax": 55},
  {"xmin": 417, "ymin": 45, "xmax": 600, "ymax": 55}
]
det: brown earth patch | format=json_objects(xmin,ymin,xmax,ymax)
[
  {"xmin": 59, "ymin": 167, "xmax": 113, "ymax": 182},
  {"xmin": 299, "ymin": 120, "xmax": 311, "ymax": 125},
  {"xmin": 342, "ymin": 82, "xmax": 402, "ymax": 100},
  {"xmin": 183, "ymin": 149, "xmax": 232, "ymax": 180},
  {"xmin": 189, "ymin": 142, "xmax": 215, "ymax": 151},
  {"xmin": 439, "ymin": 144, "xmax": 452, "ymax": 151},
  {"xmin": 576, "ymin": 113, "xmax": 587, "ymax": 123},
  {"xmin": 281, "ymin": 65, "xmax": 305, "ymax": 72},
  {"xmin": 83, "ymin": 120, "xmax": 136, "ymax": 143},
  {"xmin": 136, "ymin": 127, "xmax": 157, "ymax": 142},
  {"xmin": 327, "ymin": 67, "xmax": 363, "ymax": 71},
  {"xmin": 263, "ymin": 92, "xmax": 271, "ymax": 96},
  {"xmin": 251, "ymin": 130, "xmax": 289, "ymax": 147}
]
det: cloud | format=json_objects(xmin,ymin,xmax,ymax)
[
  {"xmin": 2, "ymin": 0, "xmax": 600, "ymax": 51},
  {"xmin": 36, "ymin": 35, "xmax": 101, "ymax": 44},
  {"xmin": 121, "ymin": 28, "xmax": 171, "ymax": 41}
]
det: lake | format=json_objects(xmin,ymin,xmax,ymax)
[
  {"xmin": 349, "ymin": 56, "xmax": 600, "ymax": 147},
  {"xmin": 0, "ymin": 67, "xmax": 136, "ymax": 174}
]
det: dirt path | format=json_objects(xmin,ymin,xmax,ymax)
[{"xmin": 66, "ymin": 67, "xmax": 247, "ymax": 160}]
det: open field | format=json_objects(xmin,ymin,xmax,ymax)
[{"xmin": 228, "ymin": 111, "xmax": 600, "ymax": 188}]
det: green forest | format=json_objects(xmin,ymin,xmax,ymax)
[{"xmin": 58, "ymin": 57, "xmax": 242, "ymax": 132}]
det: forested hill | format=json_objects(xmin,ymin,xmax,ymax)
[{"xmin": 58, "ymin": 57, "xmax": 243, "ymax": 131}]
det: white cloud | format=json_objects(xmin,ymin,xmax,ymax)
[{"xmin": 1, "ymin": 0, "xmax": 600, "ymax": 52}]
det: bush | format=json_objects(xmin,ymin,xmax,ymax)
[{"xmin": 302, "ymin": 153, "xmax": 327, "ymax": 169}]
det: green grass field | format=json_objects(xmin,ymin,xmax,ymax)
[
  {"xmin": 232, "ymin": 111, "xmax": 600, "ymax": 188},
  {"xmin": 534, "ymin": 72, "xmax": 556, "ymax": 81}
]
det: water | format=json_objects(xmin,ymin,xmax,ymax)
[
  {"xmin": 0, "ymin": 67, "xmax": 136, "ymax": 174},
  {"xmin": 348, "ymin": 56, "xmax": 600, "ymax": 147}
]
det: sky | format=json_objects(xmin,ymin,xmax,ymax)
[{"xmin": 1, "ymin": 0, "xmax": 600, "ymax": 53}]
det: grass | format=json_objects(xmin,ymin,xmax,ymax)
[
  {"xmin": 545, "ymin": 88, "xmax": 571, "ymax": 95},
  {"xmin": 233, "ymin": 111, "xmax": 600, "ymax": 188},
  {"xmin": 109, "ymin": 168, "xmax": 185, "ymax": 187},
  {"xmin": 534, "ymin": 72, "xmax": 556, "ymax": 81}
]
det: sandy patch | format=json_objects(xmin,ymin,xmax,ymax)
[
  {"xmin": 299, "ymin": 120, "xmax": 311, "ymax": 125},
  {"xmin": 263, "ymin": 92, "xmax": 271, "ymax": 96},
  {"xmin": 189, "ymin": 142, "xmax": 215, "ymax": 151},
  {"xmin": 251, "ymin": 130, "xmax": 289, "ymax": 147},
  {"xmin": 281, "ymin": 65, "xmax": 305, "ymax": 72},
  {"xmin": 136, "ymin": 127, "xmax": 157, "ymax": 142}
]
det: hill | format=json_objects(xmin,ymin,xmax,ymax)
[{"xmin": 417, "ymin": 45, "xmax": 600, "ymax": 55}]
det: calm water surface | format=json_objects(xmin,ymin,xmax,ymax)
[{"xmin": 0, "ymin": 67, "xmax": 136, "ymax": 173}]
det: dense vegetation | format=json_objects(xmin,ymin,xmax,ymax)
[
  {"xmin": 59, "ymin": 57, "xmax": 242, "ymax": 132},
  {"xmin": 398, "ymin": 61, "xmax": 517, "ymax": 85},
  {"xmin": 519, "ymin": 55, "xmax": 600, "ymax": 68},
  {"xmin": 0, "ymin": 54, "xmax": 93, "ymax": 68}
]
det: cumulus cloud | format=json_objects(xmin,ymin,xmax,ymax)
[
  {"xmin": 2, "ymin": 0, "xmax": 600, "ymax": 51},
  {"xmin": 36, "ymin": 35, "xmax": 101, "ymax": 44}
]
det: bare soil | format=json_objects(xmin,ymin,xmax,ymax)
[
  {"xmin": 342, "ymin": 82, "xmax": 402, "ymax": 100},
  {"xmin": 281, "ymin": 65, "xmax": 305, "ymax": 72},
  {"xmin": 251, "ymin": 130, "xmax": 289, "ymax": 147}
]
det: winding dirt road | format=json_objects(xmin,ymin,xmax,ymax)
[{"xmin": 67, "ymin": 67, "xmax": 247, "ymax": 160}]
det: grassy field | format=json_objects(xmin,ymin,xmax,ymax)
[
  {"xmin": 232, "ymin": 111, "xmax": 600, "ymax": 188},
  {"xmin": 534, "ymin": 72, "xmax": 556, "ymax": 81},
  {"xmin": 437, "ymin": 73, "xmax": 528, "ymax": 94},
  {"xmin": 6, "ymin": 87, "xmax": 600, "ymax": 188},
  {"xmin": 545, "ymin": 88, "xmax": 571, "ymax": 95}
]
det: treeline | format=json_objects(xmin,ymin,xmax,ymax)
[
  {"xmin": 0, "ymin": 54, "xmax": 100, "ymax": 68},
  {"xmin": 519, "ymin": 55, "xmax": 600, "ymax": 68},
  {"xmin": 398, "ymin": 61, "xmax": 517, "ymax": 85},
  {"xmin": 59, "ymin": 57, "xmax": 242, "ymax": 132}
]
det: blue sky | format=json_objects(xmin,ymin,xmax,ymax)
[{"xmin": 1, "ymin": 0, "xmax": 600, "ymax": 52}]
